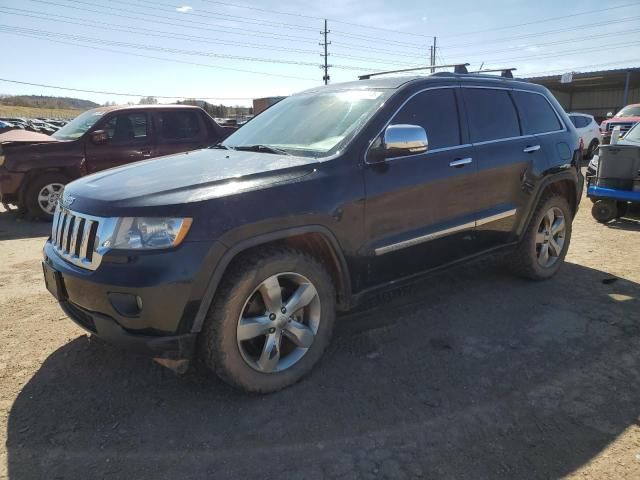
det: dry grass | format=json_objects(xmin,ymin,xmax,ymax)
[{"xmin": 0, "ymin": 105, "xmax": 82, "ymax": 120}]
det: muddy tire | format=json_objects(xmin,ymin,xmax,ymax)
[
  {"xmin": 198, "ymin": 246, "xmax": 336, "ymax": 393},
  {"xmin": 507, "ymin": 193, "xmax": 572, "ymax": 280}
]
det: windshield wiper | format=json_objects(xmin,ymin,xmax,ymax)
[
  {"xmin": 233, "ymin": 144, "xmax": 291, "ymax": 156},
  {"xmin": 211, "ymin": 143, "xmax": 232, "ymax": 150}
]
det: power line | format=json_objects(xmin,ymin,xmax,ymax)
[
  {"xmin": 0, "ymin": 25, "xmax": 320, "ymax": 67},
  {"xmin": 442, "ymin": 1, "xmax": 640, "ymax": 38},
  {"xmin": 28, "ymin": 0, "xmax": 315, "ymax": 43},
  {"xmin": 0, "ymin": 7, "xmax": 320, "ymax": 55},
  {"xmin": 0, "ymin": 77, "xmax": 256, "ymax": 99},
  {"xmin": 0, "ymin": 31, "xmax": 318, "ymax": 81}
]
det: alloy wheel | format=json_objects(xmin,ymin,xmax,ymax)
[
  {"xmin": 236, "ymin": 272, "xmax": 321, "ymax": 373},
  {"xmin": 535, "ymin": 206, "xmax": 566, "ymax": 268},
  {"xmin": 37, "ymin": 183, "xmax": 64, "ymax": 215}
]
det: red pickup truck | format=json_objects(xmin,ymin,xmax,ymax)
[
  {"xmin": 0, "ymin": 104, "xmax": 234, "ymax": 219},
  {"xmin": 600, "ymin": 103, "xmax": 640, "ymax": 144}
]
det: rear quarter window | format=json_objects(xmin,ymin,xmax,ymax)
[{"xmin": 512, "ymin": 91, "xmax": 563, "ymax": 135}]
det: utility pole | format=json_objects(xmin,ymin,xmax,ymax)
[
  {"xmin": 430, "ymin": 36, "xmax": 437, "ymax": 73},
  {"xmin": 320, "ymin": 19, "xmax": 331, "ymax": 85}
]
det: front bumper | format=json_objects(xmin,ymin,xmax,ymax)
[{"xmin": 42, "ymin": 238, "xmax": 216, "ymax": 359}]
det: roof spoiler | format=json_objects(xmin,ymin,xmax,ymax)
[{"xmin": 358, "ymin": 63, "xmax": 470, "ymax": 80}]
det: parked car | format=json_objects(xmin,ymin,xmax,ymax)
[
  {"xmin": 587, "ymin": 121, "xmax": 640, "ymax": 181},
  {"xmin": 0, "ymin": 104, "xmax": 235, "ymax": 219},
  {"xmin": 600, "ymin": 103, "xmax": 640, "ymax": 144},
  {"xmin": 0, "ymin": 120, "xmax": 17, "ymax": 134},
  {"xmin": 42, "ymin": 73, "xmax": 583, "ymax": 393},
  {"xmin": 568, "ymin": 113, "xmax": 600, "ymax": 159}
]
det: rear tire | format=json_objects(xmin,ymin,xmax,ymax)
[
  {"xmin": 592, "ymin": 199, "xmax": 617, "ymax": 223},
  {"xmin": 25, "ymin": 172, "xmax": 69, "ymax": 221},
  {"xmin": 198, "ymin": 246, "xmax": 336, "ymax": 393},
  {"xmin": 507, "ymin": 193, "xmax": 572, "ymax": 280},
  {"xmin": 585, "ymin": 139, "xmax": 599, "ymax": 160}
]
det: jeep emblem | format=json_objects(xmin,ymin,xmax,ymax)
[{"xmin": 61, "ymin": 193, "xmax": 74, "ymax": 209}]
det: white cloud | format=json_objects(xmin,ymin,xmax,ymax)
[{"xmin": 176, "ymin": 5, "xmax": 193, "ymax": 12}]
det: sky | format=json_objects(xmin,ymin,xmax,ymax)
[{"xmin": 0, "ymin": 0, "xmax": 638, "ymax": 107}]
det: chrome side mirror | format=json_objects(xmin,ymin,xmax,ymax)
[{"xmin": 383, "ymin": 124, "xmax": 428, "ymax": 158}]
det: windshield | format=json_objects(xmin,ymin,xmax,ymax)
[
  {"xmin": 615, "ymin": 105, "xmax": 640, "ymax": 118},
  {"xmin": 624, "ymin": 123, "xmax": 640, "ymax": 143},
  {"xmin": 52, "ymin": 109, "xmax": 106, "ymax": 140},
  {"xmin": 222, "ymin": 89, "xmax": 392, "ymax": 158}
]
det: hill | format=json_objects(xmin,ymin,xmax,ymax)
[
  {"xmin": 0, "ymin": 95, "xmax": 99, "ymax": 111},
  {"xmin": 0, "ymin": 105, "xmax": 82, "ymax": 120}
]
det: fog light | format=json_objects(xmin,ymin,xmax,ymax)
[{"xmin": 108, "ymin": 292, "xmax": 143, "ymax": 317}]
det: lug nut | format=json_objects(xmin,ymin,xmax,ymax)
[
  {"xmin": 281, "ymin": 307, "xmax": 287, "ymax": 314},
  {"xmin": 269, "ymin": 313, "xmax": 276, "ymax": 321},
  {"xmin": 269, "ymin": 327, "xmax": 276, "ymax": 334}
]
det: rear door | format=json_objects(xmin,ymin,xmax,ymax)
[
  {"xmin": 85, "ymin": 111, "xmax": 154, "ymax": 173},
  {"xmin": 363, "ymin": 86, "xmax": 481, "ymax": 287},
  {"xmin": 153, "ymin": 109, "xmax": 210, "ymax": 157},
  {"xmin": 462, "ymin": 87, "xmax": 548, "ymax": 248}
]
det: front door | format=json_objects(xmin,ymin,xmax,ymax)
[
  {"xmin": 85, "ymin": 111, "xmax": 153, "ymax": 173},
  {"xmin": 363, "ymin": 86, "xmax": 482, "ymax": 287}
]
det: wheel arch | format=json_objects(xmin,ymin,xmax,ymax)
[
  {"xmin": 190, "ymin": 226, "xmax": 352, "ymax": 334},
  {"xmin": 19, "ymin": 167, "xmax": 79, "ymax": 206}
]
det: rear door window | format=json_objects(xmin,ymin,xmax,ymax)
[
  {"xmin": 391, "ymin": 88, "xmax": 461, "ymax": 150},
  {"xmin": 157, "ymin": 111, "xmax": 202, "ymax": 141},
  {"xmin": 512, "ymin": 91, "xmax": 563, "ymax": 135},
  {"xmin": 462, "ymin": 88, "xmax": 520, "ymax": 143}
]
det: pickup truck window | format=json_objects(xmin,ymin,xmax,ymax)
[
  {"xmin": 391, "ymin": 88, "xmax": 461, "ymax": 150},
  {"xmin": 103, "ymin": 113, "xmax": 148, "ymax": 144},
  {"xmin": 51, "ymin": 110, "xmax": 105, "ymax": 140},
  {"xmin": 223, "ymin": 89, "xmax": 393, "ymax": 158},
  {"xmin": 157, "ymin": 111, "xmax": 201, "ymax": 141}
]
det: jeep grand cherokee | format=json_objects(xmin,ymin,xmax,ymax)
[{"xmin": 42, "ymin": 72, "xmax": 583, "ymax": 393}]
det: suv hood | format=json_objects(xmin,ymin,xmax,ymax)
[{"xmin": 64, "ymin": 148, "xmax": 317, "ymax": 214}]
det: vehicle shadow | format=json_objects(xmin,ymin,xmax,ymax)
[
  {"xmin": 604, "ymin": 203, "xmax": 640, "ymax": 232},
  {"xmin": 0, "ymin": 207, "xmax": 50, "ymax": 240},
  {"xmin": 6, "ymin": 260, "xmax": 640, "ymax": 479}
]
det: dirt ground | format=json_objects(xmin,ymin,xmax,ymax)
[{"xmin": 1, "ymin": 185, "xmax": 640, "ymax": 479}]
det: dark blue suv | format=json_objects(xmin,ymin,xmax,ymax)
[{"xmin": 42, "ymin": 72, "xmax": 584, "ymax": 392}]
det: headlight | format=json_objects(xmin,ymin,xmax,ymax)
[{"xmin": 108, "ymin": 217, "xmax": 192, "ymax": 250}]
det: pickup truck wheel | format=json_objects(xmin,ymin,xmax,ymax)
[
  {"xmin": 198, "ymin": 246, "xmax": 336, "ymax": 393},
  {"xmin": 25, "ymin": 173, "xmax": 69, "ymax": 220},
  {"xmin": 585, "ymin": 139, "xmax": 599, "ymax": 160},
  {"xmin": 507, "ymin": 193, "xmax": 572, "ymax": 280},
  {"xmin": 591, "ymin": 199, "xmax": 617, "ymax": 223}
]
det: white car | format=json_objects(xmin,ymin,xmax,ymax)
[{"xmin": 568, "ymin": 113, "xmax": 601, "ymax": 159}]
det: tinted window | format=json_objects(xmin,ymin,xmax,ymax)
[
  {"xmin": 463, "ymin": 88, "xmax": 520, "ymax": 142},
  {"xmin": 391, "ymin": 88, "xmax": 460, "ymax": 150},
  {"xmin": 512, "ymin": 91, "xmax": 562, "ymax": 134},
  {"xmin": 103, "ymin": 113, "xmax": 148, "ymax": 144},
  {"xmin": 157, "ymin": 111, "xmax": 201, "ymax": 141},
  {"xmin": 569, "ymin": 115, "xmax": 579, "ymax": 127}
]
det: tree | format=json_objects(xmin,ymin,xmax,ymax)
[{"xmin": 139, "ymin": 96, "xmax": 158, "ymax": 105}]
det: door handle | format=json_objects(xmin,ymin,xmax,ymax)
[
  {"xmin": 523, "ymin": 145, "xmax": 541, "ymax": 153},
  {"xmin": 449, "ymin": 157, "xmax": 473, "ymax": 168},
  {"xmin": 138, "ymin": 150, "xmax": 152, "ymax": 157}
]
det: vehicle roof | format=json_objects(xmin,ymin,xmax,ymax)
[
  {"xmin": 300, "ymin": 72, "xmax": 542, "ymax": 95},
  {"xmin": 569, "ymin": 112, "xmax": 594, "ymax": 117},
  {"xmin": 86, "ymin": 104, "xmax": 204, "ymax": 114}
]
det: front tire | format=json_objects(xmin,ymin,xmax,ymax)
[
  {"xmin": 507, "ymin": 193, "xmax": 572, "ymax": 280},
  {"xmin": 198, "ymin": 246, "xmax": 336, "ymax": 393},
  {"xmin": 25, "ymin": 172, "xmax": 69, "ymax": 220}
]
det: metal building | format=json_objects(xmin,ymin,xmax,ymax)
[{"xmin": 526, "ymin": 67, "xmax": 640, "ymax": 122}]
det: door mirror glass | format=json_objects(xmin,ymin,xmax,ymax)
[
  {"xmin": 606, "ymin": 112, "xmax": 614, "ymax": 118},
  {"xmin": 377, "ymin": 124, "xmax": 428, "ymax": 162},
  {"xmin": 90, "ymin": 129, "xmax": 108, "ymax": 145}
]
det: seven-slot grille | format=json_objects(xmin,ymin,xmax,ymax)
[
  {"xmin": 606, "ymin": 122, "xmax": 636, "ymax": 134},
  {"xmin": 51, "ymin": 207, "xmax": 100, "ymax": 270}
]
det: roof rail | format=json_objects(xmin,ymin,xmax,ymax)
[
  {"xmin": 358, "ymin": 63, "xmax": 470, "ymax": 80},
  {"xmin": 469, "ymin": 68, "xmax": 517, "ymax": 79}
]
